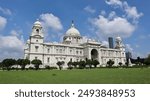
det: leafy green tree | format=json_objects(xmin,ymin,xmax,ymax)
[
  {"xmin": 107, "ymin": 59, "xmax": 114, "ymax": 67},
  {"xmin": 67, "ymin": 61, "xmax": 73, "ymax": 70},
  {"xmin": 118, "ymin": 62, "xmax": 122, "ymax": 66},
  {"xmin": 137, "ymin": 57, "xmax": 141, "ymax": 65},
  {"xmin": 67, "ymin": 61, "xmax": 72, "ymax": 67},
  {"xmin": 144, "ymin": 54, "xmax": 150, "ymax": 65},
  {"xmin": 17, "ymin": 59, "xmax": 30, "ymax": 70},
  {"xmin": 86, "ymin": 59, "xmax": 92, "ymax": 69},
  {"xmin": 72, "ymin": 62, "xmax": 78, "ymax": 68},
  {"xmin": 31, "ymin": 59, "xmax": 42, "ymax": 70},
  {"xmin": 92, "ymin": 60, "xmax": 99, "ymax": 68},
  {"xmin": 0, "ymin": 62, "xmax": 2, "ymax": 69},
  {"xmin": 2, "ymin": 59, "xmax": 16, "ymax": 70},
  {"xmin": 78, "ymin": 61, "xmax": 86, "ymax": 69},
  {"xmin": 57, "ymin": 61, "xmax": 64, "ymax": 70}
]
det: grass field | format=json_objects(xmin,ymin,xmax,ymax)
[{"xmin": 0, "ymin": 68, "xmax": 150, "ymax": 84}]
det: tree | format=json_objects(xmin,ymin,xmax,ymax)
[
  {"xmin": 0, "ymin": 62, "xmax": 2, "ymax": 69},
  {"xmin": 144, "ymin": 54, "xmax": 150, "ymax": 65},
  {"xmin": 118, "ymin": 62, "xmax": 122, "ymax": 66},
  {"xmin": 31, "ymin": 59, "xmax": 42, "ymax": 70},
  {"xmin": 137, "ymin": 57, "xmax": 141, "ymax": 65},
  {"xmin": 57, "ymin": 61, "xmax": 64, "ymax": 70},
  {"xmin": 2, "ymin": 59, "xmax": 16, "ymax": 70},
  {"xmin": 78, "ymin": 61, "xmax": 86, "ymax": 69},
  {"xmin": 86, "ymin": 59, "xmax": 92, "ymax": 69},
  {"xmin": 67, "ymin": 61, "xmax": 73, "ymax": 70},
  {"xmin": 17, "ymin": 59, "xmax": 30, "ymax": 70},
  {"xmin": 107, "ymin": 59, "xmax": 114, "ymax": 67},
  {"xmin": 92, "ymin": 60, "xmax": 99, "ymax": 68},
  {"xmin": 72, "ymin": 62, "xmax": 78, "ymax": 68}
]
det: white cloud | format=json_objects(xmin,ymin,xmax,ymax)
[
  {"xmin": 125, "ymin": 44, "xmax": 133, "ymax": 52},
  {"xmin": 88, "ymin": 0, "xmax": 142, "ymax": 38},
  {"xmin": 100, "ymin": 10, "xmax": 106, "ymax": 16},
  {"xmin": 123, "ymin": 2, "xmax": 143, "ymax": 23},
  {"xmin": 89, "ymin": 14, "xmax": 135, "ymax": 38},
  {"xmin": 105, "ymin": 0, "xmax": 122, "ymax": 7},
  {"xmin": 40, "ymin": 13, "xmax": 63, "ymax": 32},
  {"xmin": 10, "ymin": 30, "xmax": 22, "ymax": 37},
  {"xmin": 108, "ymin": 11, "xmax": 117, "ymax": 19},
  {"xmin": 0, "ymin": 16, "xmax": 7, "ymax": 30},
  {"xmin": 0, "ymin": 7, "xmax": 12, "ymax": 15},
  {"xmin": 0, "ymin": 35, "xmax": 24, "ymax": 61},
  {"xmin": 102, "ymin": 40, "xmax": 109, "ymax": 47},
  {"xmin": 84, "ymin": 6, "xmax": 96, "ymax": 14},
  {"xmin": 105, "ymin": 0, "xmax": 143, "ymax": 23}
]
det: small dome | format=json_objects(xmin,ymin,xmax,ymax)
[
  {"xmin": 116, "ymin": 36, "xmax": 122, "ymax": 41},
  {"xmin": 34, "ymin": 19, "xmax": 42, "ymax": 27},
  {"xmin": 65, "ymin": 21, "xmax": 80, "ymax": 36}
]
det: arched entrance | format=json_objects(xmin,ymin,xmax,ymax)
[{"xmin": 91, "ymin": 49, "xmax": 98, "ymax": 60}]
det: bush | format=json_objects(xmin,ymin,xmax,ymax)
[
  {"xmin": 78, "ymin": 67, "xmax": 84, "ymax": 69},
  {"xmin": 45, "ymin": 65, "xmax": 51, "ymax": 70},
  {"xmin": 50, "ymin": 67, "xmax": 57, "ymax": 70},
  {"xmin": 28, "ymin": 67, "xmax": 34, "ymax": 70},
  {"xmin": 67, "ymin": 66, "xmax": 73, "ymax": 70},
  {"xmin": 45, "ymin": 65, "xmax": 57, "ymax": 70}
]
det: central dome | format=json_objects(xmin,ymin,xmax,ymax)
[{"xmin": 65, "ymin": 21, "xmax": 80, "ymax": 36}]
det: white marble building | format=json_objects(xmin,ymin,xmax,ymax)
[{"xmin": 24, "ymin": 20, "xmax": 126, "ymax": 68}]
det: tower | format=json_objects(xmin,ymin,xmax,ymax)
[
  {"xmin": 27, "ymin": 20, "xmax": 44, "ymax": 62},
  {"xmin": 31, "ymin": 19, "xmax": 44, "ymax": 38}
]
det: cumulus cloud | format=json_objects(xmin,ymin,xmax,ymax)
[
  {"xmin": 10, "ymin": 29, "xmax": 22, "ymax": 37},
  {"xmin": 84, "ymin": 6, "xmax": 96, "ymax": 14},
  {"xmin": 102, "ymin": 40, "xmax": 109, "ymax": 47},
  {"xmin": 89, "ymin": 0, "xmax": 142, "ymax": 38},
  {"xmin": 0, "ymin": 16, "xmax": 7, "ymax": 30},
  {"xmin": 105, "ymin": 0, "xmax": 122, "ymax": 7},
  {"xmin": 0, "ymin": 35, "xmax": 24, "ymax": 61},
  {"xmin": 125, "ymin": 44, "xmax": 133, "ymax": 52},
  {"xmin": 0, "ymin": 7, "xmax": 12, "ymax": 15},
  {"xmin": 105, "ymin": 0, "xmax": 143, "ymax": 23},
  {"xmin": 100, "ymin": 10, "xmax": 106, "ymax": 16},
  {"xmin": 89, "ymin": 15, "xmax": 135, "ymax": 38},
  {"xmin": 125, "ymin": 6, "xmax": 143, "ymax": 22},
  {"xmin": 40, "ymin": 13, "xmax": 63, "ymax": 32},
  {"xmin": 108, "ymin": 11, "xmax": 117, "ymax": 19}
]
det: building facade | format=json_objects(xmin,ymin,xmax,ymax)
[{"xmin": 24, "ymin": 20, "xmax": 126, "ymax": 68}]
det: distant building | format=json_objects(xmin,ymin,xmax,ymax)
[
  {"xmin": 108, "ymin": 37, "xmax": 114, "ymax": 48},
  {"xmin": 126, "ymin": 52, "xmax": 132, "ymax": 59},
  {"xmin": 24, "ymin": 20, "xmax": 126, "ymax": 68}
]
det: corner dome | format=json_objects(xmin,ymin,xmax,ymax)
[
  {"xmin": 65, "ymin": 21, "xmax": 80, "ymax": 36},
  {"xmin": 33, "ymin": 19, "xmax": 42, "ymax": 27},
  {"xmin": 116, "ymin": 36, "xmax": 122, "ymax": 41}
]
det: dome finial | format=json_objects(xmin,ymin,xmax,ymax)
[{"xmin": 71, "ymin": 20, "xmax": 74, "ymax": 28}]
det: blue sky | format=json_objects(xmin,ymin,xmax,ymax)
[{"xmin": 0, "ymin": 0, "xmax": 150, "ymax": 60}]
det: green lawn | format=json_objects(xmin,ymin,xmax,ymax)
[{"xmin": 0, "ymin": 68, "xmax": 150, "ymax": 84}]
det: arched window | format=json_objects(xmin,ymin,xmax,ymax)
[
  {"xmin": 36, "ymin": 29, "xmax": 39, "ymax": 33},
  {"xmin": 35, "ymin": 46, "xmax": 39, "ymax": 52}
]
